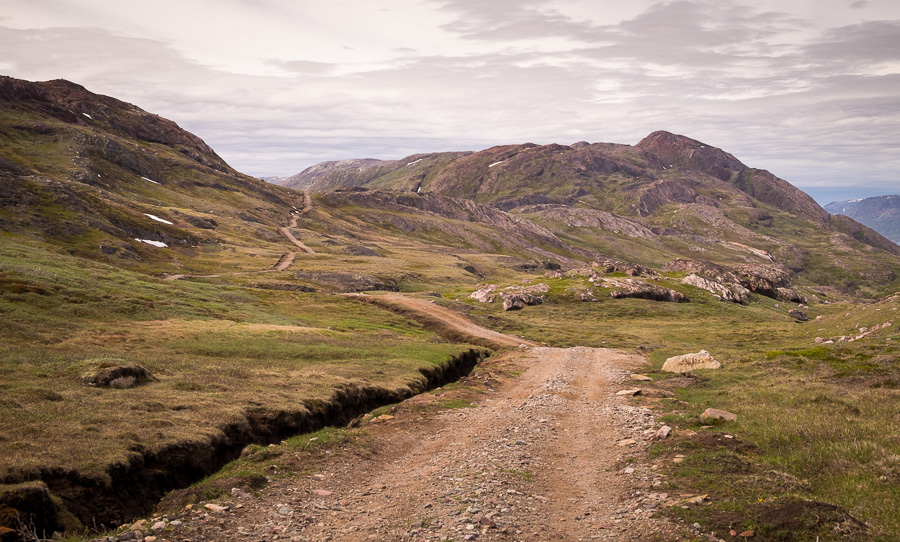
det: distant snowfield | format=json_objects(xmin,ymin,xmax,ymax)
[
  {"xmin": 82, "ymin": 113, "xmax": 92, "ymax": 120},
  {"xmin": 144, "ymin": 213, "xmax": 173, "ymax": 225},
  {"xmin": 406, "ymin": 158, "xmax": 423, "ymax": 166},
  {"xmin": 488, "ymin": 160, "xmax": 504, "ymax": 168},
  {"xmin": 135, "ymin": 238, "xmax": 167, "ymax": 248},
  {"xmin": 141, "ymin": 176, "xmax": 161, "ymax": 185}
]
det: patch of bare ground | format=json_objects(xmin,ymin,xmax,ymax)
[{"xmin": 147, "ymin": 346, "xmax": 687, "ymax": 541}]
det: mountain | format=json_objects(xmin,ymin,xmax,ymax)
[
  {"xmin": 3, "ymin": 75, "xmax": 900, "ymax": 537},
  {"xmin": 825, "ymin": 195, "xmax": 900, "ymax": 244},
  {"xmin": 0, "ymin": 75, "xmax": 305, "ymax": 275},
  {"xmin": 282, "ymin": 131, "xmax": 900, "ymax": 296}
]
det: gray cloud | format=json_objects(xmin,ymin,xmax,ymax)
[{"xmin": 0, "ymin": 1, "xmax": 898, "ymax": 204}]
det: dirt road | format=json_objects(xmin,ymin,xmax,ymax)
[
  {"xmin": 352, "ymin": 293, "xmax": 534, "ymax": 349},
  {"xmin": 158, "ymin": 297, "xmax": 681, "ymax": 541}
]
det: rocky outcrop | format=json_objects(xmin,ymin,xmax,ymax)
[
  {"xmin": 601, "ymin": 278, "xmax": 688, "ymax": 303},
  {"xmin": 591, "ymin": 259, "xmax": 658, "ymax": 277},
  {"xmin": 682, "ymin": 274, "xmax": 751, "ymax": 304},
  {"xmin": 662, "ymin": 350, "xmax": 721, "ymax": 373},
  {"xmin": 469, "ymin": 284, "xmax": 498, "ymax": 303},
  {"xmin": 665, "ymin": 259, "xmax": 804, "ymax": 303}
]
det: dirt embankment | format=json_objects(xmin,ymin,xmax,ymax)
[{"xmin": 1, "ymin": 349, "xmax": 487, "ymax": 536}]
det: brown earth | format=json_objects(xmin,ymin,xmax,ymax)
[{"xmin": 146, "ymin": 298, "xmax": 690, "ymax": 542}]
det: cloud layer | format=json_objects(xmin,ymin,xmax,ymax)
[{"xmin": 2, "ymin": 0, "xmax": 899, "ymax": 202}]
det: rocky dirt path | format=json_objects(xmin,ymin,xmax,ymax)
[
  {"xmin": 278, "ymin": 190, "xmax": 316, "ymax": 254},
  {"xmin": 155, "ymin": 347, "xmax": 680, "ymax": 541},
  {"xmin": 148, "ymin": 297, "xmax": 682, "ymax": 541}
]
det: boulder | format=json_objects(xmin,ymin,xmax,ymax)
[
  {"xmin": 681, "ymin": 274, "xmax": 751, "ymax": 304},
  {"xmin": 700, "ymin": 408, "xmax": 737, "ymax": 421},
  {"xmin": 788, "ymin": 309, "xmax": 808, "ymax": 321},
  {"xmin": 81, "ymin": 363, "xmax": 156, "ymax": 388},
  {"xmin": 501, "ymin": 293, "xmax": 543, "ymax": 311},
  {"xmin": 661, "ymin": 350, "xmax": 721, "ymax": 373}
]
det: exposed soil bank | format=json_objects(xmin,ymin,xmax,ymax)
[{"xmin": 0, "ymin": 349, "xmax": 486, "ymax": 537}]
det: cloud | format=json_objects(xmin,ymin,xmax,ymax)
[{"xmin": 0, "ymin": 0, "xmax": 897, "ymax": 202}]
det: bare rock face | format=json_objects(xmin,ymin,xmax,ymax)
[
  {"xmin": 661, "ymin": 350, "xmax": 721, "ymax": 373},
  {"xmin": 601, "ymin": 278, "xmax": 688, "ymax": 303},
  {"xmin": 682, "ymin": 273, "xmax": 751, "ymax": 304}
]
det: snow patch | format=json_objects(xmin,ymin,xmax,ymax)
[
  {"xmin": 144, "ymin": 213, "xmax": 173, "ymax": 225},
  {"xmin": 406, "ymin": 158, "xmax": 423, "ymax": 166},
  {"xmin": 488, "ymin": 160, "xmax": 504, "ymax": 168},
  {"xmin": 135, "ymin": 239, "xmax": 167, "ymax": 248},
  {"xmin": 82, "ymin": 113, "xmax": 92, "ymax": 119},
  {"xmin": 140, "ymin": 176, "xmax": 160, "ymax": 185}
]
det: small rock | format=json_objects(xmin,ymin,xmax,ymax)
[
  {"xmin": 623, "ymin": 467, "xmax": 635, "ymax": 475},
  {"xmin": 277, "ymin": 505, "xmax": 292, "ymax": 516},
  {"xmin": 616, "ymin": 438, "xmax": 637, "ymax": 447},
  {"xmin": 312, "ymin": 489, "xmax": 333, "ymax": 496},
  {"xmin": 630, "ymin": 374, "xmax": 652, "ymax": 381},
  {"xmin": 700, "ymin": 408, "xmax": 737, "ymax": 422},
  {"xmin": 789, "ymin": 309, "xmax": 808, "ymax": 321},
  {"xmin": 204, "ymin": 503, "xmax": 228, "ymax": 512},
  {"xmin": 144, "ymin": 538, "xmax": 157, "ymax": 542},
  {"xmin": 739, "ymin": 530, "xmax": 755, "ymax": 537},
  {"xmin": 231, "ymin": 487, "xmax": 252, "ymax": 498},
  {"xmin": 615, "ymin": 388, "xmax": 642, "ymax": 396},
  {"xmin": 656, "ymin": 425, "xmax": 672, "ymax": 439},
  {"xmin": 151, "ymin": 521, "xmax": 166, "ymax": 531}
]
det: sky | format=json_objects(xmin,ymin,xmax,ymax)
[{"xmin": 2, "ymin": 0, "xmax": 899, "ymax": 203}]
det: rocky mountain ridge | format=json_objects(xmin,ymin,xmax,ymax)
[{"xmin": 278, "ymin": 132, "xmax": 900, "ymax": 297}]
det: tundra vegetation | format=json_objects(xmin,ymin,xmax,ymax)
[{"xmin": 1, "ymin": 75, "xmax": 899, "ymax": 540}]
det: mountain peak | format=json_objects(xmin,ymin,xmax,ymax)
[{"xmin": 635, "ymin": 131, "xmax": 746, "ymax": 181}]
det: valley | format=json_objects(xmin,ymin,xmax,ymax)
[{"xmin": 1, "ymin": 75, "xmax": 899, "ymax": 541}]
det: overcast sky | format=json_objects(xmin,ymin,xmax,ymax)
[{"xmin": 2, "ymin": 1, "xmax": 899, "ymax": 203}]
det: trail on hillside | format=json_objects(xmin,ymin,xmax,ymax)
[
  {"xmin": 278, "ymin": 190, "xmax": 316, "ymax": 254},
  {"xmin": 164, "ymin": 191, "xmax": 314, "ymax": 279},
  {"xmin": 159, "ymin": 297, "xmax": 680, "ymax": 541}
]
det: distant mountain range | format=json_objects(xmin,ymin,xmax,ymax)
[{"xmin": 825, "ymin": 195, "xmax": 900, "ymax": 244}]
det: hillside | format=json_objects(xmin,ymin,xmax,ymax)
[
  {"xmin": 281, "ymin": 132, "xmax": 900, "ymax": 298},
  {"xmin": 826, "ymin": 195, "xmax": 900, "ymax": 244},
  {"xmin": 2, "ymin": 76, "xmax": 900, "ymax": 540}
]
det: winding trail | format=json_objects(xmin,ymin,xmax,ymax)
[{"xmin": 164, "ymin": 191, "xmax": 314, "ymax": 280}]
